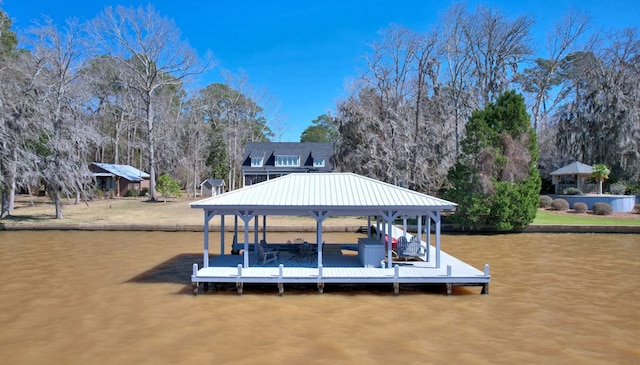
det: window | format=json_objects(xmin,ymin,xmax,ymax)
[
  {"xmin": 251, "ymin": 157, "xmax": 263, "ymax": 167},
  {"xmin": 313, "ymin": 157, "xmax": 325, "ymax": 167},
  {"xmin": 275, "ymin": 155, "xmax": 300, "ymax": 167}
]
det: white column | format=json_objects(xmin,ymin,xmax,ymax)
[
  {"xmin": 220, "ymin": 215, "xmax": 225, "ymax": 256},
  {"xmin": 203, "ymin": 210, "xmax": 214, "ymax": 268}
]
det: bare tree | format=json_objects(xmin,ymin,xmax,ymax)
[
  {"xmin": 23, "ymin": 18, "xmax": 97, "ymax": 218},
  {"xmin": 89, "ymin": 4, "xmax": 209, "ymax": 201},
  {"xmin": 459, "ymin": 5, "xmax": 534, "ymax": 107},
  {"xmin": 515, "ymin": 9, "xmax": 589, "ymax": 132}
]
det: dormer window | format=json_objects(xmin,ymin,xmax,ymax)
[
  {"xmin": 313, "ymin": 157, "xmax": 325, "ymax": 167},
  {"xmin": 275, "ymin": 155, "xmax": 300, "ymax": 167},
  {"xmin": 251, "ymin": 157, "xmax": 263, "ymax": 167}
]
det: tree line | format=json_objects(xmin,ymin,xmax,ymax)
[
  {"xmin": 333, "ymin": 5, "xmax": 639, "ymax": 196},
  {"xmin": 1, "ymin": 4, "xmax": 638, "ymax": 220}
]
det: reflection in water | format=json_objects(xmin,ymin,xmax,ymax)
[{"xmin": 0, "ymin": 231, "xmax": 638, "ymax": 364}]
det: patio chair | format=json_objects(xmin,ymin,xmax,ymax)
[
  {"xmin": 256, "ymin": 240, "xmax": 279, "ymax": 265},
  {"xmin": 397, "ymin": 236, "xmax": 423, "ymax": 261}
]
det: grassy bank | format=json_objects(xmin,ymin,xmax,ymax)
[
  {"xmin": 533, "ymin": 209, "xmax": 639, "ymax": 226},
  {"xmin": 1, "ymin": 195, "xmax": 637, "ymax": 228}
]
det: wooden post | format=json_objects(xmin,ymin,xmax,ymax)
[
  {"xmin": 236, "ymin": 264, "xmax": 243, "ymax": 295},
  {"xmin": 278, "ymin": 264, "xmax": 284, "ymax": 296},
  {"xmin": 318, "ymin": 265, "xmax": 324, "ymax": 294}
]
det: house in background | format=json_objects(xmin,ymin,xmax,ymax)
[
  {"xmin": 89, "ymin": 162, "xmax": 150, "ymax": 197},
  {"xmin": 241, "ymin": 142, "xmax": 334, "ymax": 186},
  {"xmin": 200, "ymin": 178, "xmax": 226, "ymax": 197}
]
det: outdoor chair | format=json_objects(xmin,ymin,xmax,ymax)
[
  {"xmin": 256, "ymin": 240, "xmax": 279, "ymax": 265},
  {"xmin": 397, "ymin": 236, "xmax": 423, "ymax": 261}
]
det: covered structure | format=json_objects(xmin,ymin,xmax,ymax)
[
  {"xmin": 190, "ymin": 173, "xmax": 490, "ymax": 295},
  {"xmin": 550, "ymin": 161, "xmax": 595, "ymax": 194}
]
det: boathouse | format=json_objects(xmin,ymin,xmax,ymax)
[{"xmin": 190, "ymin": 173, "xmax": 490, "ymax": 295}]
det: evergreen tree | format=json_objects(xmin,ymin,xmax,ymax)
[{"xmin": 444, "ymin": 91, "xmax": 541, "ymax": 231}]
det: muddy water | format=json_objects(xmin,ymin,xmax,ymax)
[{"xmin": 0, "ymin": 231, "xmax": 638, "ymax": 364}]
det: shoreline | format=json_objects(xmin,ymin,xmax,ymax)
[{"xmin": 2, "ymin": 222, "xmax": 638, "ymax": 234}]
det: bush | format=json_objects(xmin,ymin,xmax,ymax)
[
  {"xmin": 124, "ymin": 189, "xmax": 139, "ymax": 197},
  {"xmin": 551, "ymin": 198, "xmax": 569, "ymax": 211},
  {"xmin": 562, "ymin": 187, "xmax": 583, "ymax": 195},
  {"xmin": 140, "ymin": 187, "xmax": 148, "ymax": 197},
  {"xmin": 609, "ymin": 182, "xmax": 626, "ymax": 195},
  {"xmin": 539, "ymin": 195, "xmax": 553, "ymax": 208},
  {"xmin": 592, "ymin": 202, "xmax": 613, "ymax": 215},
  {"xmin": 573, "ymin": 202, "xmax": 588, "ymax": 213},
  {"xmin": 635, "ymin": 204, "xmax": 640, "ymax": 214}
]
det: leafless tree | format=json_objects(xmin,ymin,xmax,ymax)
[
  {"xmin": 515, "ymin": 9, "xmax": 589, "ymax": 132},
  {"xmin": 23, "ymin": 18, "xmax": 97, "ymax": 218},
  {"xmin": 89, "ymin": 4, "xmax": 210, "ymax": 201},
  {"xmin": 458, "ymin": 5, "xmax": 534, "ymax": 107}
]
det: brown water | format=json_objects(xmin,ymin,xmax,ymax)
[{"xmin": 0, "ymin": 231, "xmax": 638, "ymax": 365}]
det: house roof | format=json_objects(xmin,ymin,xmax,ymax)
[
  {"xmin": 91, "ymin": 162, "xmax": 150, "ymax": 182},
  {"xmin": 190, "ymin": 172, "xmax": 456, "ymax": 216},
  {"xmin": 550, "ymin": 161, "xmax": 593, "ymax": 176},
  {"xmin": 241, "ymin": 142, "xmax": 334, "ymax": 172},
  {"xmin": 200, "ymin": 178, "xmax": 225, "ymax": 187}
]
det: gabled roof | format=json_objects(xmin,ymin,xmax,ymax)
[
  {"xmin": 200, "ymin": 178, "xmax": 225, "ymax": 187},
  {"xmin": 241, "ymin": 142, "xmax": 334, "ymax": 172},
  {"xmin": 91, "ymin": 162, "xmax": 150, "ymax": 182},
  {"xmin": 191, "ymin": 172, "xmax": 456, "ymax": 215},
  {"xmin": 550, "ymin": 161, "xmax": 593, "ymax": 176}
]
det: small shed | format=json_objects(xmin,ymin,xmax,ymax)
[
  {"xmin": 200, "ymin": 178, "xmax": 225, "ymax": 197},
  {"xmin": 550, "ymin": 161, "xmax": 594, "ymax": 194}
]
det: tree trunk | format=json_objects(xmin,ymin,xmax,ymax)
[
  {"xmin": 147, "ymin": 94, "xmax": 157, "ymax": 202},
  {"xmin": 1, "ymin": 188, "xmax": 9, "ymax": 218},
  {"xmin": 54, "ymin": 188, "xmax": 64, "ymax": 219}
]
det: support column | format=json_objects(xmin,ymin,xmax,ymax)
[
  {"xmin": 203, "ymin": 210, "xmax": 215, "ymax": 268},
  {"xmin": 262, "ymin": 215, "xmax": 267, "ymax": 242},
  {"xmin": 380, "ymin": 210, "xmax": 398, "ymax": 268},
  {"xmin": 220, "ymin": 215, "xmax": 225, "ymax": 256},
  {"xmin": 254, "ymin": 216, "xmax": 259, "ymax": 245},
  {"xmin": 428, "ymin": 211, "xmax": 441, "ymax": 268},
  {"xmin": 311, "ymin": 210, "xmax": 329, "ymax": 267},
  {"xmin": 236, "ymin": 210, "xmax": 256, "ymax": 268}
]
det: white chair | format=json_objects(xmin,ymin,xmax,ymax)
[{"xmin": 256, "ymin": 240, "xmax": 279, "ymax": 265}]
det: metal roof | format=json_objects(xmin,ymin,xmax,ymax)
[
  {"xmin": 200, "ymin": 178, "xmax": 225, "ymax": 187},
  {"xmin": 91, "ymin": 163, "xmax": 150, "ymax": 182},
  {"xmin": 550, "ymin": 161, "xmax": 593, "ymax": 176},
  {"xmin": 190, "ymin": 173, "xmax": 456, "ymax": 215}
]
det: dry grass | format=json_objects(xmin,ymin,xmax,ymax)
[{"xmin": 3, "ymin": 194, "xmax": 368, "ymax": 228}]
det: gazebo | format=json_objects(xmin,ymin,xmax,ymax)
[{"xmin": 550, "ymin": 161, "xmax": 594, "ymax": 194}]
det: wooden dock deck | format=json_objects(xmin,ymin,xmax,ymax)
[{"xmin": 191, "ymin": 244, "xmax": 490, "ymax": 295}]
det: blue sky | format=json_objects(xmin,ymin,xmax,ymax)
[{"xmin": 2, "ymin": 0, "xmax": 638, "ymax": 141}]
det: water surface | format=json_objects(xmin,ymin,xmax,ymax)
[{"xmin": 0, "ymin": 231, "xmax": 638, "ymax": 364}]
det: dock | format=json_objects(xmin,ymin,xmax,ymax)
[{"xmin": 193, "ymin": 237, "xmax": 490, "ymax": 296}]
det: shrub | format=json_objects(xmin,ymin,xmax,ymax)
[
  {"xmin": 94, "ymin": 189, "xmax": 104, "ymax": 200},
  {"xmin": 573, "ymin": 202, "xmax": 588, "ymax": 213},
  {"xmin": 124, "ymin": 189, "xmax": 139, "ymax": 197},
  {"xmin": 635, "ymin": 204, "xmax": 640, "ymax": 214},
  {"xmin": 562, "ymin": 187, "xmax": 583, "ymax": 195},
  {"xmin": 539, "ymin": 195, "xmax": 553, "ymax": 208},
  {"xmin": 140, "ymin": 187, "xmax": 148, "ymax": 196},
  {"xmin": 609, "ymin": 182, "xmax": 626, "ymax": 195},
  {"xmin": 551, "ymin": 198, "xmax": 569, "ymax": 211},
  {"xmin": 592, "ymin": 202, "xmax": 613, "ymax": 215}
]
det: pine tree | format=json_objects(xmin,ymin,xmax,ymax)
[{"xmin": 444, "ymin": 91, "xmax": 541, "ymax": 231}]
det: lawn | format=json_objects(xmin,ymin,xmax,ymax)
[{"xmin": 533, "ymin": 209, "xmax": 640, "ymax": 226}]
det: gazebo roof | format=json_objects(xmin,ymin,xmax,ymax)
[
  {"xmin": 190, "ymin": 172, "xmax": 456, "ymax": 216},
  {"xmin": 550, "ymin": 161, "xmax": 593, "ymax": 176}
]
